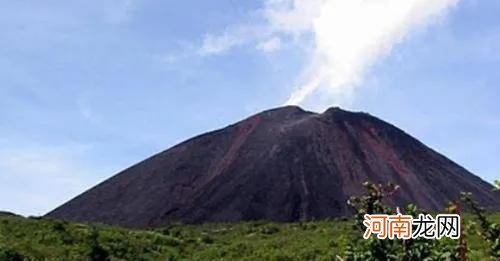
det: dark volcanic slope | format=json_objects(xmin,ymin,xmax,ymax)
[{"xmin": 48, "ymin": 106, "xmax": 499, "ymax": 228}]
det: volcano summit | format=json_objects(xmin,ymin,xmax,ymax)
[{"xmin": 48, "ymin": 106, "xmax": 499, "ymax": 228}]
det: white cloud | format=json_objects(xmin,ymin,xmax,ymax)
[
  {"xmin": 264, "ymin": 0, "xmax": 324, "ymax": 35},
  {"xmin": 198, "ymin": 25, "xmax": 263, "ymax": 56},
  {"xmin": 0, "ymin": 141, "xmax": 104, "ymax": 216},
  {"xmin": 196, "ymin": 1, "xmax": 317, "ymax": 55},
  {"xmin": 199, "ymin": 32, "xmax": 243, "ymax": 56},
  {"xmin": 256, "ymin": 37, "xmax": 281, "ymax": 52},
  {"xmin": 199, "ymin": 0, "xmax": 459, "ymax": 109}
]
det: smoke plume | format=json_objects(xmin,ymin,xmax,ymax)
[{"xmin": 281, "ymin": 0, "xmax": 458, "ymax": 107}]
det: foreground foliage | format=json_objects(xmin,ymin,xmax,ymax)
[
  {"xmin": 343, "ymin": 182, "xmax": 500, "ymax": 261},
  {"xmin": 0, "ymin": 210, "xmax": 499, "ymax": 260}
]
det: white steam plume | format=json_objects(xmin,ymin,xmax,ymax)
[{"xmin": 281, "ymin": 0, "xmax": 459, "ymax": 106}]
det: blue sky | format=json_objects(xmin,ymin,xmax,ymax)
[{"xmin": 1, "ymin": 0, "xmax": 499, "ymax": 216}]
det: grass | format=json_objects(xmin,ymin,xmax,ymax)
[{"xmin": 0, "ymin": 212, "xmax": 498, "ymax": 260}]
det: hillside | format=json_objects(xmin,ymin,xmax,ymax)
[
  {"xmin": 47, "ymin": 106, "xmax": 499, "ymax": 228},
  {"xmin": 1, "ymin": 213, "xmax": 499, "ymax": 260}
]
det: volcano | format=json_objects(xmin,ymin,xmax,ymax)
[{"xmin": 47, "ymin": 106, "xmax": 499, "ymax": 228}]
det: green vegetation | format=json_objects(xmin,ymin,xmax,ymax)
[
  {"xmin": 493, "ymin": 180, "xmax": 500, "ymax": 192},
  {"xmin": 1, "ymin": 180, "xmax": 498, "ymax": 260},
  {"xmin": 344, "ymin": 182, "xmax": 500, "ymax": 260},
  {"xmin": 0, "ymin": 214, "xmax": 349, "ymax": 261},
  {"xmin": 0, "ymin": 211, "xmax": 498, "ymax": 260}
]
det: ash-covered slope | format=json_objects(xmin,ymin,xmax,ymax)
[{"xmin": 47, "ymin": 106, "xmax": 499, "ymax": 228}]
